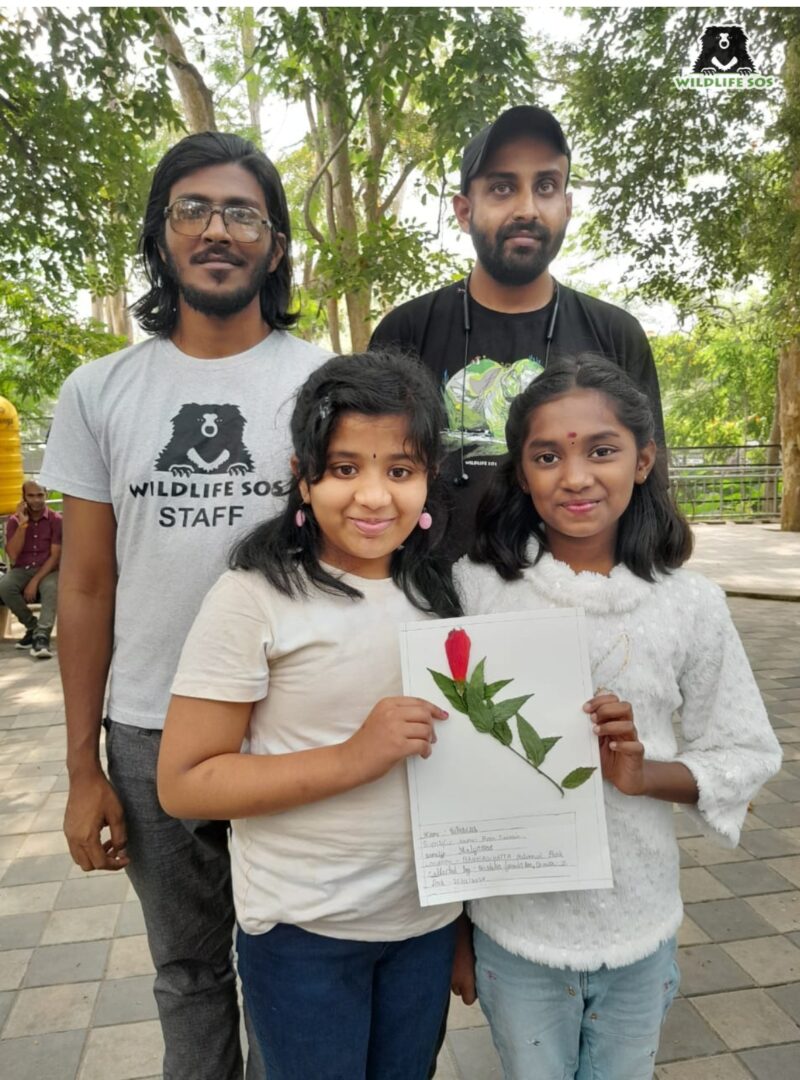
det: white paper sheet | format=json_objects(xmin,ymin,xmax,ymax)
[{"xmin": 401, "ymin": 609, "xmax": 613, "ymax": 906}]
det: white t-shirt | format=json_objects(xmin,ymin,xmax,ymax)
[
  {"xmin": 172, "ymin": 567, "xmax": 461, "ymax": 941},
  {"xmin": 40, "ymin": 332, "xmax": 327, "ymax": 729}
]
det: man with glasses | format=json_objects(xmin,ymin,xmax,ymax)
[{"xmin": 41, "ymin": 133, "xmax": 327, "ymax": 1080}]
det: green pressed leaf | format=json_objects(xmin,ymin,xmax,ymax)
[
  {"xmin": 561, "ymin": 767, "xmax": 597, "ymax": 789},
  {"xmin": 468, "ymin": 656, "xmax": 486, "ymax": 698},
  {"xmin": 517, "ymin": 715, "xmax": 546, "ymax": 767},
  {"xmin": 484, "ymin": 678, "xmax": 513, "ymax": 699},
  {"xmin": 465, "ymin": 682, "xmax": 496, "ymax": 733},
  {"xmin": 490, "ymin": 719, "xmax": 513, "ymax": 745},
  {"xmin": 541, "ymin": 736, "xmax": 561, "ymax": 755},
  {"xmin": 427, "ymin": 669, "xmax": 466, "ymax": 713},
  {"xmin": 492, "ymin": 695, "xmax": 533, "ymax": 724}
]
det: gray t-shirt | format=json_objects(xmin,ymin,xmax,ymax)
[{"xmin": 41, "ymin": 331, "xmax": 328, "ymax": 729}]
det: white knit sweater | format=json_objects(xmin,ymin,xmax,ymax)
[{"xmin": 454, "ymin": 550, "xmax": 782, "ymax": 971}]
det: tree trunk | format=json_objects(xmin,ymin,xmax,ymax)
[
  {"xmin": 241, "ymin": 12, "xmax": 262, "ymax": 146},
  {"xmin": 765, "ymin": 392, "xmax": 781, "ymax": 514},
  {"xmin": 154, "ymin": 9, "xmax": 216, "ymax": 132},
  {"xmin": 104, "ymin": 290, "xmax": 132, "ymax": 340},
  {"xmin": 779, "ymin": 340, "xmax": 800, "ymax": 529}
]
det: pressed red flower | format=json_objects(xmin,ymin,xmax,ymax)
[{"xmin": 445, "ymin": 628, "xmax": 471, "ymax": 683}]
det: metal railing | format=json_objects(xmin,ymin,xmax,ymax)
[{"xmin": 668, "ymin": 444, "xmax": 782, "ymax": 521}]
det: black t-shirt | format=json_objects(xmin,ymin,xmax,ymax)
[{"xmin": 370, "ymin": 278, "xmax": 665, "ymax": 560}]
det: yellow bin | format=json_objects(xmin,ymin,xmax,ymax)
[{"xmin": 0, "ymin": 396, "xmax": 25, "ymax": 516}]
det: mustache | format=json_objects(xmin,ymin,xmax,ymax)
[
  {"xmin": 191, "ymin": 247, "xmax": 245, "ymax": 266},
  {"xmin": 497, "ymin": 222, "xmax": 551, "ymax": 243}
]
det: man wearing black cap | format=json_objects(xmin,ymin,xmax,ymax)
[{"xmin": 371, "ymin": 106, "xmax": 664, "ymax": 558}]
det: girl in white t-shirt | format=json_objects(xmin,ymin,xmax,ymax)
[
  {"xmin": 451, "ymin": 356, "xmax": 781, "ymax": 1080},
  {"xmin": 157, "ymin": 350, "xmax": 461, "ymax": 1080}
]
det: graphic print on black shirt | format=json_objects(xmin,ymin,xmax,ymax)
[{"xmin": 155, "ymin": 403, "xmax": 255, "ymax": 477}]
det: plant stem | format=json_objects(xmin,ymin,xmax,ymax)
[{"xmin": 505, "ymin": 745, "xmax": 565, "ymax": 797}]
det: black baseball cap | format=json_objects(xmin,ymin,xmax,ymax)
[{"xmin": 460, "ymin": 106, "xmax": 571, "ymax": 194}]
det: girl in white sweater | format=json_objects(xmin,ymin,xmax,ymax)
[{"xmin": 453, "ymin": 356, "xmax": 781, "ymax": 1080}]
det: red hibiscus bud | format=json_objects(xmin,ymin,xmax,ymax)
[{"xmin": 445, "ymin": 628, "xmax": 471, "ymax": 683}]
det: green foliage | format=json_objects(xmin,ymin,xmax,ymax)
[
  {"xmin": 559, "ymin": 7, "xmax": 798, "ymax": 309},
  {"xmin": 0, "ymin": 7, "xmax": 179, "ymax": 293},
  {"xmin": 654, "ymin": 300, "xmax": 778, "ymax": 446},
  {"xmin": 0, "ymin": 278, "xmax": 126, "ymax": 416}
]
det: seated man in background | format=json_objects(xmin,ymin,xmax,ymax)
[{"xmin": 0, "ymin": 479, "xmax": 61, "ymax": 657}]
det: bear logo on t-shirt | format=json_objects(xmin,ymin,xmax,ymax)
[
  {"xmin": 155, "ymin": 403, "xmax": 255, "ymax": 477},
  {"xmin": 692, "ymin": 26, "xmax": 756, "ymax": 75}
]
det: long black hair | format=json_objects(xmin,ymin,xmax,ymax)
[
  {"xmin": 231, "ymin": 348, "xmax": 462, "ymax": 618},
  {"xmin": 472, "ymin": 356, "xmax": 692, "ymax": 582},
  {"xmin": 131, "ymin": 131, "xmax": 297, "ymax": 336}
]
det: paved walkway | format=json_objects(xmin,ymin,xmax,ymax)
[{"xmin": 1, "ymin": 523, "xmax": 798, "ymax": 1079}]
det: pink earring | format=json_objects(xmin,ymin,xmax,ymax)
[
  {"xmin": 418, "ymin": 510, "xmax": 433, "ymax": 531},
  {"xmin": 294, "ymin": 507, "xmax": 306, "ymax": 528}
]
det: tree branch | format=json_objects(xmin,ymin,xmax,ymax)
[{"xmin": 378, "ymin": 160, "xmax": 416, "ymax": 218}]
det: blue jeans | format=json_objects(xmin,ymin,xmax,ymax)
[
  {"xmin": 237, "ymin": 920, "xmax": 458, "ymax": 1080},
  {"xmin": 106, "ymin": 720, "xmax": 265, "ymax": 1080},
  {"xmin": 474, "ymin": 927, "xmax": 679, "ymax": 1080}
]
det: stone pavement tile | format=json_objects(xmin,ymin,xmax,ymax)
[
  {"xmin": 0, "ymin": 1029, "xmax": 85, "ymax": 1080},
  {"xmin": 66, "ymin": 864, "xmax": 119, "ymax": 880},
  {"xmin": 684, "ymin": 899, "xmax": 777, "ymax": 942},
  {"xmin": 432, "ymin": 1041, "xmax": 462, "ymax": 1080},
  {"xmin": 2, "ymin": 775, "xmax": 58, "ymax": 796},
  {"xmin": 41, "ymin": 903, "xmax": 120, "ymax": 945},
  {"xmin": 738, "ymin": 828, "xmax": 800, "ymax": 858},
  {"xmin": 0, "ymin": 812, "xmax": 37, "ymax": 836},
  {"xmin": 446, "ymin": 993, "xmax": 488, "ymax": 1031},
  {"xmin": 3, "ymin": 981, "xmax": 99, "ymax": 1038},
  {"xmin": 0, "ymin": 789, "xmax": 49, "ymax": 814},
  {"xmin": 0, "ymin": 988, "xmax": 13, "ymax": 1029},
  {"xmin": 55, "ymin": 875, "xmax": 130, "ymax": 910},
  {"xmin": 672, "ymin": 811, "xmax": 703, "ymax": 839},
  {"xmin": 656, "ymin": 999, "xmax": 724, "ymax": 1062},
  {"xmin": 722, "ymin": 935, "xmax": 800, "ymax": 985},
  {"xmin": 679, "ymin": 868, "xmax": 732, "ymax": 903},
  {"xmin": 746, "ymin": 892, "xmax": 800, "ymax": 933},
  {"xmin": 769, "ymin": 856, "xmax": 800, "ymax": 888},
  {"xmin": 77, "ymin": 1019, "xmax": 164, "ymax": 1080},
  {"xmin": 13, "ymin": 761, "xmax": 66, "ymax": 777},
  {"xmin": 93, "ymin": 975, "xmax": 158, "ymax": 1026},
  {"xmin": 751, "ymin": 787, "xmax": 785, "ymax": 806},
  {"xmin": 750, "ymin": 802, "xmax": 800, "ymax": 827},
  {"xmin": 23, "ymin": 940, "xmax": 110, "ymax": 987},
  {"xmin": 768, "ymin": 779, "xmax": 800, "ymax": 802},
  {"xmin": 708, "ymin": 860, "xmax": 795, "ymax": 896},
  {"xmin": 676, "ymin": 944, "xmax": 753, "ymax": 995},
  {"xmin": 678, "ymin": 847, "xmax": 698, "ymax": 868},
  {"xmin": 30, "ymin": 808, "xmax": 67, "ymax": 833},
  {"xmin": 0, "ymin": 948, "xmax": 33, "ymax": 990},
  {"xmin": 767, "ymin": 982, "xmax": 800, "ymax": 1024},
  {"xmin": 447, "ymin": 1025, "xmax": 502, "ymax": 1080},
  {"xmin": 779, "ymin": 745, "xmax": 800, "ymax": 762},
  {"xmin": 1, "ymin": 854, "xmax": 72, "ymax": 887},
  {"xmin": 656, "ymin": 1054, "xmax": 752, "ymax": 1079},
  {"xmin": 0, "ymin": 880, "xmax": 60, "ymax": 916},
  {"xmin": 692, "ymin": 988, "xmax": 800, "ymax": 1049},
  {"xmin": 51, "ymin": 773, "xmax": 70, "ymax": 793},
  {"xmin": 18, "ymin": 831, "xmax": 69, "ymax": 857},
  {"xmin": 738, "ymin": 1044, "xmax": 800, "ymax": 1079},
  {"xmin": 115, "ymin": 901, "xmax": 146, "ymax": 938},
  {"xmin": 106, "ymin": 935, "xmax": 155, "ymax": 979},
  {"xmin": 778, "ymin": 730, "xmax": 800, "ymax": 744},
  {"xmin": 0, "ymin": 836, "xmax": 23, "ymax": 860},
  {"xmin": 0, "ymin": 912, "xmax": 48, "ymax": 950},
  {"xmin": 783, "ymin": 827, "xmax": 800, "ymax": 846},
  {"xmin": 677, "ymin": 916, "xmax": 710, "ymax": 946},
  {"xmin": 678, "ymin": 838, "xmax": 751, "ymax": 864}
]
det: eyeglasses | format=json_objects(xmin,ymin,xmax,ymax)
[{"xmin": 164, "ymin": 198, "xmax": 273, "ymax": 243}]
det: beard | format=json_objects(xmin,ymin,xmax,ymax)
[
  {"xmin": 163, "ymin": 246, "xmax": 274, "ymax": 318},
  {"xmin": 470, "ymin": 217, "xmax": 568, "ymax": 286}
]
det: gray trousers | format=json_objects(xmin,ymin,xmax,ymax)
[
  {"xmin": 0, "ymin": 566, "xmax": 58, "ymax": 632},
  {"xmin": 105, "ymin": 719, "xmax": 265, "ymax": 1080}
]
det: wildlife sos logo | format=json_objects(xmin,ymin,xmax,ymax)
[
  {"xmin": 675, "ymin": 25, "xmax": 775, "ymax": 90},
  {"xmin": 128, "ymin": 402, "xmax": 291, "ymax": 529},
  {"xmin": 155, "ymin": 403, "xmax": 254, "ymax": 477}
]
